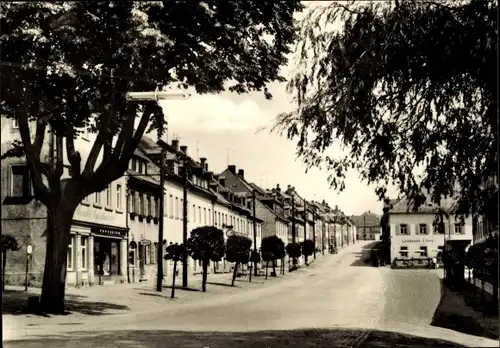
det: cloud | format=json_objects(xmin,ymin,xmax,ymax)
[{"xmin": 160, "ymin": 94, "xmax": 273, "ymax": 132}]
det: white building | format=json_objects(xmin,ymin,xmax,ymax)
[{"xmin": 388, "ymin": 197, "xmax": 473, "ymax": 264}]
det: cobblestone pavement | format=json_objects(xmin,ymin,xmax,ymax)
[{"xmin": 3, "ymin": 241, "xmax": 499, "ymax": 347}]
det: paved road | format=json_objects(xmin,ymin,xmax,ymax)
[{"xmin": 4, "ymin": 242, "xmax": 498, "ymax": 347}]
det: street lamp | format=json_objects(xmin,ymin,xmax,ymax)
[
  {"xmin": 126, "ymin": 88, "xmax": 191, "ymax": 293},
  {"xmin": 25, "ymin": 244, "xmax": 32, "ymax": 291}
]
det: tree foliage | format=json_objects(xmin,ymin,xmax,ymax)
[
  {"xmin": 273, "ymin": 0, "xmax": 497, "ymax": 217},
  {"xmin": 186, "ymin": 226, "xmax": 225, "ymax": 263},
  {"xmin": 1, "ymin": 235, "xmax": 20, "ymax": 252},
  {"xmin": 225, "ymin": 235, "xmax": 252, "ymax": 264},
  {"xmin": 261, "ymin": 236, "xmax": 284, "ymax": 262},
  {"xmin": 164, "ymin": 243, "xmax": 188, "ymax": 263},
  {"xmin": 286, "ymin": 242, "xmax": 302, "ymax": 259},
  {"xmin": 300, "ymin": 239, "xmax": 315, "ymax": 257}
]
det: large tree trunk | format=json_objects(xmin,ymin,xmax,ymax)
[
  {"xmin": 201, "ymin": 259, "xmax": 209, "ymax": 292},
  {"xmin": 305, "ymin": 255, "xmax": 309, "ymax": 266},
  {"xmin": 39, "ymin": 204, "xmax": 76, "ymax": 314},
  {"xmin": 272, "ymin": 260, "xmax": 277, "ymax": 277},
  {"xmin": 231, "ymin": 262, "xmax": 238, "ymax": 287},
  {"xmin": 171, "ymin": 260, "xmax": 177, "ymax": 298},
  {"xmin": 265, "ymin": 261, "xmax": 269, "ymax": 280}
]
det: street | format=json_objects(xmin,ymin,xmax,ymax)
[{"xmin": 3, "ymin": 242, "xmax": 498, "ymax": 347}]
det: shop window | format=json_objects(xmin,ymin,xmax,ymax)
[
  {"xmin": 67, "ymin": 235, "xmax": 75, "ymax": 270},
  {"xmin": 399, "ymin": 246, "xmax": 408, "ymax": 257},
  {"xmin": 129, "ymin": 242, "xmax": 137, "ymax": 266},
  {"xmin": 145, "ymin": 244, "xmax": 151, "ymax": 264},
  {"xmin": 81, "ymin": 236, "xmax": 88, "ymax": 270}
]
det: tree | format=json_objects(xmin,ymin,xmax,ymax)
[
  {"xmin": 261, "ymin": 236, "xmax": 283, "ymax": 279},
  {"xmin": 186, "ymin": 226, "xmax": 225, "ymax": 292},
  {"xmin": 0, "ymin": 1, "xmax": 303, "ymax": 313},
  {"xmin": 273, "ymin": 0, "xmax": 497, "ymax": 219},
  {"xmin": 286, "ymin": 242, "xmax": 302, "ymax": 271},
  {"xmin": 164, "ymin": 243, "xmax": 188, "ymax": 298},
  {"xmin": 275, "ymin": 239, "xmax": 286, "ymax": 275},
  {"xmin": 225, "ymin": 235, "xmax": 252, "ymax": 286},
  {"xmin": 300, "ymin": 239, "xmax": 315, "ymax": 266},
  {"xmin": 1, "ymin": 235, "xmax": 20, "ymax": 291}
]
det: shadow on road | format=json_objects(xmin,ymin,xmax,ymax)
[
  {"xmin": 161, "ymin": 285, "xmax": 201, "ymax": 292},
  {"xmin": 350, "ymin": 241, "xmax": 381, "ymax": 268},
  {"xmin": 3, "ymin": 329, "xmax": 467, "ymax": 347},
  {"xmin": 2, "ymin": 290, "xmax": 129, "ymax": 317},
  {"xmin": 431, "ymin": 279, "xmax": 499, "ymax": 340},
  {"xmin": 206, "ymin": 281, "xmax": 239, "ymax": 288}
]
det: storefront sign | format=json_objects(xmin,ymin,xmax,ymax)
[
  {"xmin": 402, "ymin": 238, "xmax": 434, "ymax": 243},
  {"xmin": 91, "ymin": 227, "xmax": 127, "ymax": 238}
]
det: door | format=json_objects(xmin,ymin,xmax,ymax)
[{"xmin": 138, "ymin": 245, "xmax": 145, "ymax": 278}]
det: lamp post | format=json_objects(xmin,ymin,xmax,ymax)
[
  {"xmin": 252, "ymin": 190, "xmax": 258, "ymax": 277},
  {"xmin": 25, "ymin": 244, "xmax": 32, "ymax": 291},
  {"xmin": 126, "ymin": 88, "xmax": 190, "ymax": 293}
]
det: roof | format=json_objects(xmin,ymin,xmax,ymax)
[
  {"xmin": 350, "ymin": 212, "xmax": 380, "ymax": 228},
  {"xmin": 389, "ymin": 195, "xmax": 456, "ymax": 214}
]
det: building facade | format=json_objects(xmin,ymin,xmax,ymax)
[
  {"xmin": 351, "ymin": 212, "xmax": 381, "ymax": 241},
  {"xmin": 388, "ymin": 198, "xmax": 473, "ymax": 263}
]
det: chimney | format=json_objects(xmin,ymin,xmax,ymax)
[
  {"xmin": 287, "ymin": 184, "xmax": 291, "ymax": 191},
  {"xmin": 322, "ymin": 199, "xmax": 326, "ymax": 205},
  {"xmin": 200, "ymin": 157, "xmax": 207, "ymax": 167},
  {"xmin": 214, "ymin": 174, "xmax": 219, "ymax": 182},
  {"xmin": 237, "ymin": 169, "xmax": 244, "ymax": 179},
  {"xmin": 276, "ymin": 184, "xmax": 281, "ymax": 192},
  {"xmin": 204, "ymin": 163, "xmax": 208, "ymax": 171},
  {"xmin": 228, "ymin": 165, "xmax": 236, "ymax": 174},
  {"xmin": 171, "ymin": 139, "xmax": 179, "ymax": 151},
  {"xmin": 335, "ymin": 205, "xmax": 338, "ymax": 211},
  {"xmin": 180, "ymin": 145, "xmax": 187, "ymax": 155}
]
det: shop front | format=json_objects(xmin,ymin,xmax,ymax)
[{"xmin": 92, "ymin": 226, "xmax": 128, "ymax": 285}]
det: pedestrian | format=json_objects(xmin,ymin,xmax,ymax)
[{"xmin": 432, "ymin": 256, "xmax": 437, "ymax": 269}]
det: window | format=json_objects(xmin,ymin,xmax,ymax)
[
  {"xmin": 218, "ymin": 212, "xmax": 221, "ymax": 226},
  {"xmin": 175, "ymin": 197, "xmax": 179, "ymax": 218},
  {"xmin": 420, "ymin": 246, "xmax": 428, "ymax": 257},
  {"xmin": 138, "ymin": 161, "xmax": 143, "ymax": 174},
  {"xmin": 106, "ymin": 185, "xmax": 112, "ymax": 208},
  {"xmin": 399, "ymin": 224, "xmax": 408, "ymax": 235},
  {"xmin": 454, "ymin": 223, "xmax": 463, "ymax": 234},
  {"xmin": 81, "ymin": 236, "xmax": 88, "ymax": 269},
  {"xmin": 129, "ymin": 190, "xmax": 136, "ymax": 213},
  {"xmin": 132, "ymin": 158, "xmax": 137, "ymax": 171},
  {"xmin": 67, "ymin": 235, "xmax": 75, "ymax": 270},
  {"xmin": 116, "ymin": 184, "xmax": 122, "ymax": 210},
  {"xmin": 82, "ymin": 194, "xmax": 90, "ymax": 204},
  {"xmin": 169, "ymin": 195, "xmax": 174, "ymax": 216},
  {"xmin": 193, "ymin": 205, "xmax": 196, "ymax": 222},
  {"xmin": 146, "ymin": 195, "xmax": 151, "ymax": 216},
  {"xmin": 203, "ymin": 208, "xmax": 207, "ymax": 224},
  {"xmin": 180, "ymin": 199, "xmax": 183, "ymax": 219},
  {"xmin": 419, "ymin": 224, "xmax": 428, "ymax": 235},
  {"xmin": 12, "ymin": 118, "xmax": 19, "ymax": 129},
  {"xmin": 151, "ymin": 242, "xmax": 157, "ymax": 265},
  {"xmin": 139, "ymin": 193, "xmax": 145, "ymax": 215},
  {"xmin": 10, "ymin": 165, "xmax": 31, "ymax": 197},
  {"xmin": 399, "ymin": 246, "xmax": 408, "ymax": 257},
  {"xmin": 135, "ymin": 159, "xmax": 140, "ymax": 172},
  {"xmin": 94, "ymin": 191, "xmax": 101, "ymax": 206},
  {"xmin": 208, "ymin": 209, "xmax": 211, "ymax": 225},
  {"xmin": 151, "ymin": 198, "xmax": 156, "ymax": 218},
  {"xmin": 198, "ymin": 206, "xmax": 201, "ymax": 222}
]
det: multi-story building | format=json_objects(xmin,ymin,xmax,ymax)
[
  {"xmin": 1, "ymin": 116, "xmax": 128, "ymax": 287},
  {"xmin": 388, "ymin": 197, "xmax": 473, "ymax": 264},
  {"xmin": 220, "ymin": 166, "xmax": 288, "ymax": 245},
  {"xmin": 474, "ymin": 174, "xmax": 498, "ymax": 244},
  {"xmin": 351, "ymin": 212, "xmax": 381, "ymax": 241}
]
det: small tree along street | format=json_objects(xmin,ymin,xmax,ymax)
[
  {"xmin": 273, "ymin": 0, "xmax": 497, "ymax": 218},
  {"xmin": 225, "ymin": 235, "xmax": 252, "ymax": 287},
  {"xmin": 164, "ymin": 243, "xmax": 188, "ymax": 299},
  {"xmin": 261, "ymin": 236, "xmax": 285, "ymax": 279},
  {"xmin": 286, "ymin": 242, "xmax": 302, "ymax": 271},
  {"xmin": 300, "ymin": 240, "xmax": 315, "ymax": 266},
  {"xmin": 0, "ymin": 1, "xmax": 303, "ymax": 313},
  {"xmin": 186, "ymin": 226, "xmax": 225, "ymax": 292}
]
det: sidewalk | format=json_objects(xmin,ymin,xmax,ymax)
[
  {"xmin": 3, "ymin": 252, "xmax": 337, "ymax": 338},
  {"xmin": 431, "ymin": 274, "xmax": 499, "ymax": 341}
]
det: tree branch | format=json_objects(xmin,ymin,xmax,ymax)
[
  {"xmin": 113, "ymin": 105, "xmax": 137, "ymax": 158},
  {"xmin": 33, "ymin": 119, "xmax": 47, "ymax": 156},
  {"xmin": 55, "ymin": 135, "xmax": 64, "ymax": 178},
  {"xmin": 65, "ymin": 124, "xmax": 82, "ymax": 179}
]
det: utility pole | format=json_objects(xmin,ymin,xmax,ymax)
[
  {"xmin": 252, "ymin": 190, "xmax": 258, "ymax": 277},
  {"xmin": 304, "ymin": 200, "xmax": 307, "ymax": 242},
  {"xmin": 156, "ymin": 147, "xmax": 165, "ymax": 292},
  {"xmin": 363, "ymin": 214, "xmax": 367, "ymax": 241},
  {"xmin": 313, "ymin": 210, "xmax": 316, "ymax": 260},
  {"xmin": 182, "ymin": 158, "xmax": 189, "ymax": 288}
]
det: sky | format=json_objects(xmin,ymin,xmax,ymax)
[{"xmin": 154, "ymin": 1, "xmax": 398, "ymax": 216}]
